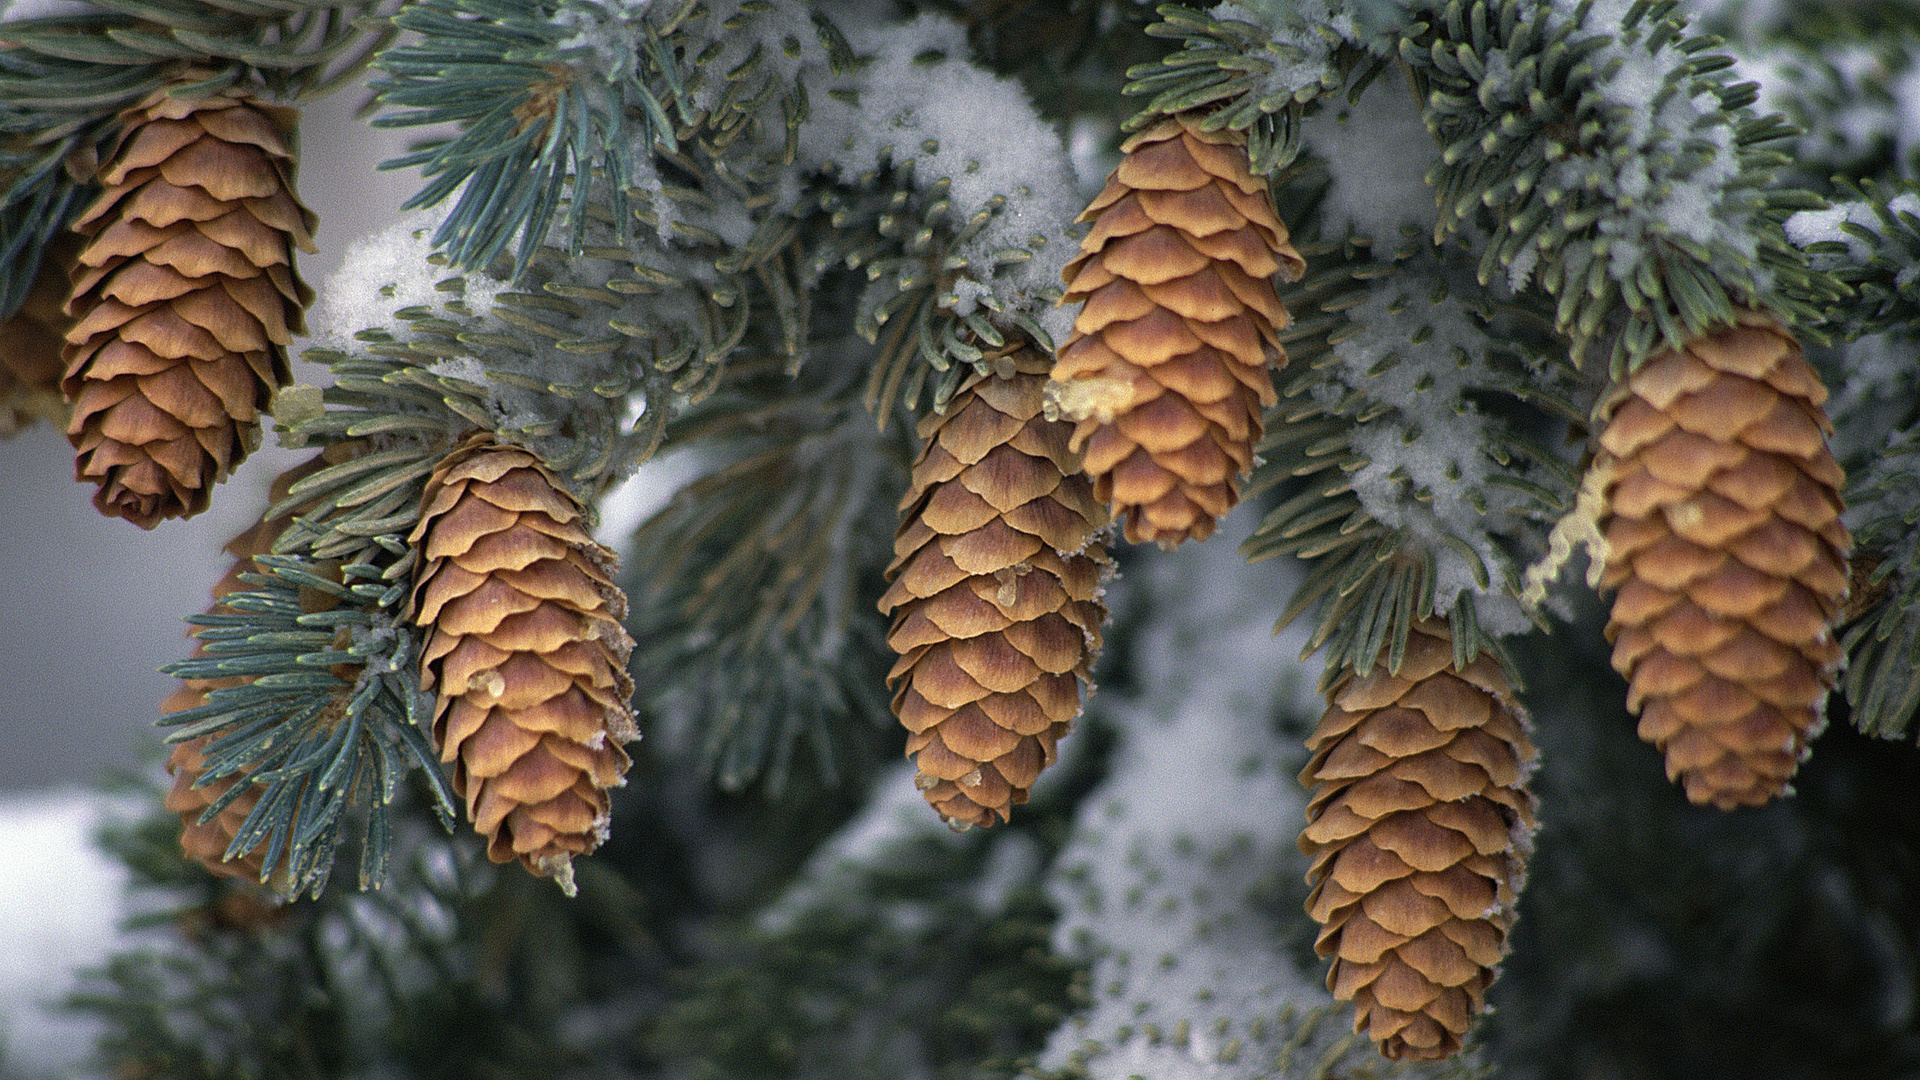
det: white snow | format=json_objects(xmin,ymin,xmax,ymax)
[
  {"xmin": 310, "ymin": 206, "xmax": 506, "ymax": 351},
  {"xmin": 1319, "ymin": 273, "xmax": 1541, "ymax": 635},
  {"xmin": 0, "ymin": 789, "xmax": 128, "ymax": 1075},
  {"xmin": 1036, "ymin": 535, "xmax": 1388, "ymax": 1079},
  {"xmin": 1211, "ymin": 0, "xmax": 1350, "ymax": 101},
  {"xmin": 803, "ymin": 14, "xmax": 1083, "ymax": 328}
]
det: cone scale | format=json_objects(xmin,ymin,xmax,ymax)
[
  {"xmin": 409, "ymin": 433, "xmax": 637, "ymax": 890},
  {"xmin": 62, "ymin": 81, "xmax": 316, "ymax": 528},
  {"xmin": 1597, "ymin": 310, "xmax": 1851, "ymax": 810},
  {"xmin": 880, "ymin": 348, "xmax": 1110, "ymax": 827},
  {"xmin": 1051, "ymin": 116, "xmax": 1303, "ymax": 549},
  {"xmin": 0, "ymin": 237, "xmax": 78, "ymax": 435},
  {"xmin": 1299, "ymin": 619, "xmax": 1537, "ymax": 1061}
]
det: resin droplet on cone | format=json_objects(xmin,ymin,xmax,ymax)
[
  {"xmin": 880, "ymin": 348, "xmax": 1109, "ymax": 827},
  {"xmin": 1597, "ymin": 310, "xmax": 1850, "ymax": 810},
  {"xmin": 410, "ymin": 433, "xmax": 637, "ymax": 889},
  {"xmin": 62, "ymin": 81, "xmax": 316, "ymax": 527},
  {"xmin": 1051, "ymin": 115, "xmax": 1302, "ymax": 548},
  {"xmin": 1300, "ymin": 619, "xmax": 1537, "ymax": 1061}
]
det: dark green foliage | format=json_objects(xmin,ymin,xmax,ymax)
[
  {"xmin": 624, "ymin": 354, "xmax": 908, "ymax": 793},
  {"xmin": 1489, "ymin": 607, "xmax": 1920, "ymax": 1079},
  {"xmin": 1243, "ymin": 219, "xmax": 1576, "ymax": 683},
  {"xmin": 1840, "ymin": 429, "xmax": 1920, "ymax": 741},
  {"xmin": 643, "ymin": 841, "xmax": 1080, "ymax": 1080}
]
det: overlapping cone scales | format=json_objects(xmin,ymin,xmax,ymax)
[
  {"xmin": 1051, "ymin": 116, "xmax": 1302, "ymax": 548},
  {"xmin": 62, "ymin": 84, "xmax": 316, "ymax": 528},
  {"xmin": 880, "ymin": 360, "xmax": 1109, "ymax": 827},
  {"xmin": 1300, "ymin": 621, "xmax": 1537, "ymax": 1061},
  {"xmin": 410, "ymin": 435, "xmax": 636, "ymax": 884},
  {"xmin": 1597, "ymin": 311, "xmax": 1850, "ymax": 810}
]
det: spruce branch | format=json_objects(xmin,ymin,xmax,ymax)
[
  {"xmin": 1403, "ymin": 0, "xmax": 1839, "ymax": 377},
  {"xmin": 160, "ymin": 554, "xmax": 456, "ymax": 896},
  {"xmin": 1244, "ymin": 241, "xmax": 1575, "ymax": 683},
  {"xmin": 372, "ymin": 0, "xmax": 671, "ymax": 275}
]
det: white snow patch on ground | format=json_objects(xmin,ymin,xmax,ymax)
[{"xmin": 0, "ymin": 789, "xmax": 127, "ymax": 1075}]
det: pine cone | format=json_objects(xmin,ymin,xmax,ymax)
[
  {"xmin": 0, "ymin": 236, "xmax": 78, "ymax": 435},
  {"xmin": 1051, "ymin": 116, "xmax": 1303, "ymax": 549},
  {"xmin": 1300, "ymin": 619, "xmax": 1537, "ymax": 1061},
  {"xmin": 1598, "ymin": 311, "xmax": 1850, "ymax": 809},
  {"xmin": 879, "ymin": 348, "xmax": 1110, "ymax": 827},
  {"xmin": 410, "ymin": 433, "xmax": 637, "ymax": 889},
  {"xmin": 163, "ymin": 453, "xmax": 329, "ymax": 884},
  {"xmin": 63, "ymin": 80, "xmax": 316, "ymax": 528}
]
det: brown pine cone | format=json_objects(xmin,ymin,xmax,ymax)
[
  {"xmin": 1300, "ymin": 619, "xmax": 1537, "ymax": 1061},
  {"xmin": 1051, "ymin": 116, "xmax": 1303, "ymax": 549},
  {"xmin": 163, "ymin": 452, "xmax": 331, "ymax": 884},
  {"xmin": 63, "ymin": 81, "xmax": 316, "ymax": 528},
  {"xmin": 879, "ymin": 347, "xmax": 1110, "ymax": 827},
  {"xmin": 0, "ymin": 235, "xmax": 79, "ymax": 435},
  {"xmin": 1597, "ymin": 310, "xmax": 1850, "ymax": 809},
  {"xmin": 410, "ymin": 433, "xmax": 637, "ymax": 890}
]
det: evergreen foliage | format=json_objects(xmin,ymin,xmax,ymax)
[{"xmin": 4, "ymin": 0, "xmax": 1920, "ymax": 1073}]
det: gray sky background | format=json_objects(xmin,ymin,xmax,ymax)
[{"xmin": 0, "ymin": 88, "xmax": 421, "ymax": 790}]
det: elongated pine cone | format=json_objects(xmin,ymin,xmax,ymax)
[
  {"xmin": 1597, "ymin": 311, "xmax": 1850, "ymax": 810},
  {"xmin": 1050, "ymin": 116, "xmax": 1303, "ymax": 549},
  {"xmin": 879, "ymin": 349, "xmax": 1110, "ymax": 827},
  {"xmin": 163, "ymin": 454, "xmax": 328, "ymax": 883},
  {"xmin": 0, "ymin": 237, "xmax": 78, "ymax": 434},
  {"xmin": 410, "ymin": 434, "xmax": 637, "ymax": 890},
  {"xmin": 1300, "ymin": 620, "xmax": 1538, "ymax": 1061},
  {"xmin": 63, "ymin": 81, "xmax": 316, "ymax": 528}
]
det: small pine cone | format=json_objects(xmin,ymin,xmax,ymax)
[
  {"xmin": 410, "ymin": 433, "xmax": 637, "ymax": 889},
  {"xmin": 879, "ymin": 350, "xmax": 1110, "ymax": 827},
  {"xmin": 162, "ymin": 453, "xmax": 330, "ymax": 883},
  {"xmin": 0, "ymin": 236, "xmax": 79, "ymax": 435},
  {"xmin": 63, "ymin": 81, "xmax": 316, "ymax": 528},
  {"xmin": 1597, "ymin": 311, "xmax": 1850, "ymax": 810},
  {"xmin": 1300, "ymin": 620, "xmax": 1538, "ymax": 1061},
  {"xmin": 1051, "ymin": 116, "xmax": 1304, "ymax": 549}
]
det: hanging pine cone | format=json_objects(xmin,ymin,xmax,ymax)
[
  {"xmin": 162, "ymin": 453, "xmax": 328, "ymax": 884},
  {"xmin": 879, "ymin": 347, "xmax": 1110, "ymax": 827},
  {"xmin": 1300, "ymin": 619, "xmax": 1538, "ymax": 1061},
  {"xmin": 410, "ymin": 433, "xmax": 637, "ymax": 890},
  {"xmin": 1597, "ymin": 310, "xmax": 1850, "ymax": 810},
  {"xmin": 1050, "ymin": 115, "xmax": 1303, "ymax": 549},
  {"xmin": 63, "ymin": 79, "xmax": 315, "ymax": 528},
  {"xmin": 0, "ymin": 236, "xmax": 78, "ymax": 435}
]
